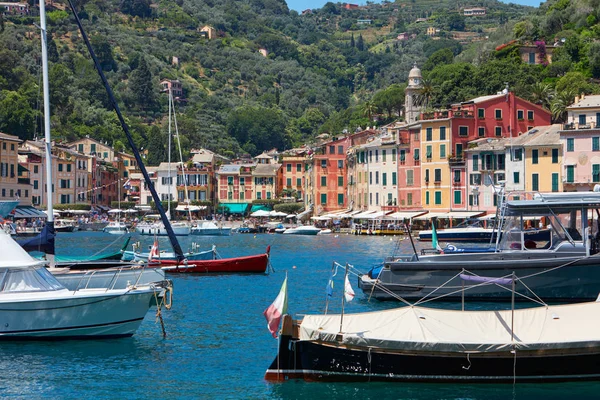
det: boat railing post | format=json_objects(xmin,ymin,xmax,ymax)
[
  {"xmin": 511, "ymin": 271, "xmax": 515, "ymax": 343},
  {"xmin": 339, "ymin": 263, "xmax": 348, "ymax": 334},
  {"xmin": 405, "ymin": 223, "xmax": 419, "ymax": 261},
  {"xmin": 461, "ymin": 268, "xmax": 465, "ymax": 311}
]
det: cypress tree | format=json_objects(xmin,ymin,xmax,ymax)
[{"xmin": 130, "ymin": 56, "xmax": 155, "ymax": 109}]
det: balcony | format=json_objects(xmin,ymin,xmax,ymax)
[
  {"xmin": 420, "ymin": 111, "xmax": 449, "ymax": 120},
  {"xmin": 448, "ymin": 156, "xmax": 465, "ymax": 166},
  {"xmin": 18, "ymin": 178, "xmax": 30, "ymax": 184},
  {"xmin": 452, "ymin": 110, "xmax": 474, "ymax": 118},
  {"xmin": 563, "ymin": 122, "xmax": 599, "ymax": 130}
]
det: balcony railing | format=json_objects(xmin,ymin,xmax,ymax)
[
  {"xmin": 563, "ymin": 122, "xmax": 599, "ymax": 130},
  {"xmin": 448, "ymin": 156, "xmax": 465, "ymax": 166}
]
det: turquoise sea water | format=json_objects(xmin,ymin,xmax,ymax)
[{"xmin": 6, "ymin": 231, "xmax": 600, "ymax": 399}]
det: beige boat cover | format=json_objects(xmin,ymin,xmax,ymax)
[{"xmin": 299, "ymin": 301, "xmax": 600, "ymax": 352}]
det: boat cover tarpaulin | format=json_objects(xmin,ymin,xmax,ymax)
[
  {"xmin": 299, "ymin": 301, "xmax": 600, "ymax": 352},
  {"xmin": 16, "ymin": 223, "xmax": 56, "ymax": 254}
]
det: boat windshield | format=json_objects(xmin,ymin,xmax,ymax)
[
  {"xmin": 498, "ymin": 208, "xmax": 585, "ymax": 251},
  {"xmin": 0, "ymin": 266, "xmax": 65, "ymax": 293}
]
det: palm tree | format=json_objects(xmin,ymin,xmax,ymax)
[
  {"xmin": 550, "ymin": 89, "xmax": 576, "ymax": 123},
  {"xmin": 529, "ymin": 82, "xmax": 554, "ymax": 110},
  {"xmin": 416, "ymin": 79, "xmax": 436, "ymax": 110},
  {"xmin": 361, "ymin": 100, "xmax": 378, "ymax": 122}
]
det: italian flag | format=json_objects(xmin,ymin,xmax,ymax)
[
  {"xmin": 148, "ymin": 238, "xmax": 160, "ymax": 261},
  {"xmin": 263, "ymin": 276, "xmax": 288, "ymax": 338}
]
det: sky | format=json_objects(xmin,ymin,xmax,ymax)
[{"xmin": 286, "ymin": 0, "xmax": 544, "ymax": 12}]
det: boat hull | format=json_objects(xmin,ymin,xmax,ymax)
[
  {"xmin": 55, "ymin": 225, "xmax": 76, "ymax": 233},
  {"xmin": 159, "ymin": 253, "xmax": 269, "ymax": 273},
  {"xmin": 0, "ymin": 289, "xmax": 155, "ymax": 340},
  {"xmin": 266, "ymin": 336, "xmax": 600, "ymax": 383},
  {"xmin": 358, "ymin": 252, "xmax": 600, "ymax": 301},
  {"xmin": 136, "ymin": 225, "xmax": 190, "ymax": 236},
  {"xmin": 282, "ymin": 227, "xmax": 321, "ymax": 235},
  {"xmin": 103, "ymin": 227, "xmax": 128, "ymax": 235},
  {"xmin": 79, "ymin": 222, "xmax": 109, "ymax": 231},
  {"xmin": 190, "ymin": 227, "xmax": 232, "ymax": 236}
]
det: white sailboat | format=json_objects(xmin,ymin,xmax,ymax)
[
  {"xmin": 137, "ymin": 88, "xmax": 190, "ymax": 236},
  {"xmin": 103, "ymin": 181, "xmax": 128, "ymax": 235}
]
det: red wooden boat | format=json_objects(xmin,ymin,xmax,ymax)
[{"xmin": 156, "ymin": 246, "xmax": 270, "ymax": 273}]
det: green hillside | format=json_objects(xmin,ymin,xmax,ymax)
[{"xmin": 0, "ymin": 0, "xmax": 597, "ymax": 163}]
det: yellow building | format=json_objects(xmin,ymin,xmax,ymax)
[
  {"xmin": 521, "ymin": 125, "xmax": 562, "ymax": 193},
  {"xmin": 67, "ymin": 137, "xmax": 114, "ymax": 162},
  {"xmin": 420, "ymin": 119, "xmax": 452, "ymax": 211},
  {"xmin": 0, "ymin": 132, "xmax": 31, "ymax": 205}
]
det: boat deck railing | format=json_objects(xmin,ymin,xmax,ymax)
[{"xmin": 72, "ymin": 264, "xmax": 147, "ymax": 293}]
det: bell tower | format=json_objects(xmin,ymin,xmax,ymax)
[{"xmin": 404, "ymin": 63, "xmax": 423, "ymax": 123}]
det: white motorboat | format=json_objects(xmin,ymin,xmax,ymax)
[
  {"xmin": 0, "ymin": 229, "xmax": 160, "ymax": 339},
  {"xmin": 282, "ymin": 225, "xmax": 322, "ymax": 235},
  {"xmin": 190, "ymin": 221, "xmax": 231, "ymax": 236},
  {"xmin": 103, "ymin": 221, "xmax": 129, "ymax": 235},
  {"xmin": 135, "ymin": 221, "xmax": 190, "ymax": 236}
]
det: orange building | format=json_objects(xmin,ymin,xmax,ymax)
[{"xmin": 312, "ymin": 136, "xmax": 351, "ymax": 213}]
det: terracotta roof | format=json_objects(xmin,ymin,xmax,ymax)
[{"xmin": 0, "ymin": 132, "xmax": 22, "ymax": 142}]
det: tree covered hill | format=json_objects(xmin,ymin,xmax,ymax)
[{"xmin": 0, "ymin": 0, "xmax": 597, "ymax": 165}]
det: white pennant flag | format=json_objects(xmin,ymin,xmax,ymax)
[{"xmin": 344, "ymin": 274, "xmax": 355, "ymax": 302}]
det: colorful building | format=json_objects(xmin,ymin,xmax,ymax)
[
  {"xmin": 215, "ymin": 164, "xmax": 255, "ymax": 215},
  {"xmin": 279, "ymin": 148, "xmax": 309, "ymax": 202},
  {"xmin": 418, "ymin": 92, "xmax": 552, "ymax": 212},
  {"xmin": 560, "ymin": 95, "xmax": 600, "ymax": 191},
  {"xmin": 392, "ymin": 122, "xmax": 423, "ymax": 211},
  {"xmin": 520, "ymin": 125, "xmax": 562, "ymax": 193},
  {"xmin": 0, "ymin": 132, "xmax": 31, "ymax": 205},
  {"xmin": 312, "ymin": 136, "xmax": 351, "ymax": 213},
  {"xmin": 420, "ymin": 117, "xmax": 453, "ymax": 211}
]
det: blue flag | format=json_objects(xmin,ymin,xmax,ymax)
[{"xmin": 326, "ymin": 276, "xmax": 334, "ymax": 297}]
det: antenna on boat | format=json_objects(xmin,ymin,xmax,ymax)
[{"xmin": 65, "ymin": 0, "xmax": 186, "ymax": 263}]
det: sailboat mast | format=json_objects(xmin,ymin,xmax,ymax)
[
  {"xmin": 171, "ymin": 93, "xmax": 192, "ymax": 222},
  {"xmin": 39, "ymin": 0, "xmax": 55, "ymax": 265},
  {"xmin": 66, "ymin": 0, "xmax": 185, "ymax": 262},
  {"xmin": 167, "ymin": 88, "xmax": 172, "ymax": 219}
]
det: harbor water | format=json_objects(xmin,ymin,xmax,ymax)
[{"xmin": 6, "ymin": 231, "xmax": 600, "ymax": 399}]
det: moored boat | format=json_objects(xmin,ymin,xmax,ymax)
[
  {"xmin": 135, "ymin": 221, "xmax": 191, "ymax": 236},
  {"xmin": 103, "ymin": 221, "xmax": 128, "ymax": 235},
  {"xmin": 266, "ymin": 300, "xmax": 600, "ymax": 383},
  {"xmin": 282, "ymin": 225, "xmax": 322, "ymax": 235},
  {"xmin": 418, "ymin": 218, "xmax": 496, "ymax": 242},
  {"xmin": 157, "ymin": 246, "xmax": 270, "ymax": 273},
  {"xmin": 190, "ymin": 221, "xmax": 231, "ymax": 236},
  {"xmin": 358, "ymin": 190, "xmax": 600, "ymax": 302},
  {"xmin": 0, "ymin": 229, "xmax": 162, "ymax": 339},
  {"xmin": 121, "ymin": 242, "xmax": 215, "ymax": 262}
]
